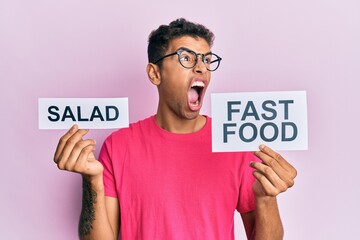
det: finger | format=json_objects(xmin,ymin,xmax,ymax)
[
  {"xmin": 253, "ymin": 150, "xmax": 296, "ymax": 187},
  {"xmin": 254, "ymin": 150, "xmax": 284, "ymax": 175},
  {"xmin": 56, "ymin": 128, "xmax": 90, "ymax": 165},
  {"xmin": 253, "ymin": 171, "xmax": 281, "ymax": 197},
  {"xmin": 61, "ymin": 139, "xmax": 96, "ymax": 171},
  {"xmin": 255, "ymin": 145, "xmax": 295, "ymax": 174},
  {"xmin": 72, "ymin": 144, "xmax": 96, "ymax": 173},
  {"xmin": 54, "ymin": 125, "xmax": 79, "ymax": 162},
  {"xmin": 250, "ymin": 162, "xmax": 288, "ymax": 192}
]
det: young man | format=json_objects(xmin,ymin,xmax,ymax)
[{"xmin": 54, "ymin": 19, "xmax": 297, "ymax": 240}]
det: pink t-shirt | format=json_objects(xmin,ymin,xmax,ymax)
[{"xmin": 99, "ymin": 115, "xmax": 258, "ymax": 240}]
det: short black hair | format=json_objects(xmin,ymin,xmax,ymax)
[{"xmin": 147, "ymin": 18, "xmax": 215, "ymax": 66}]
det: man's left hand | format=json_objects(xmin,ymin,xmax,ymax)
[{"xmin": 250, "ymin": 145, "xmax": 297, "ymax": 198}]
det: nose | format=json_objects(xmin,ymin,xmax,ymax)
[{"xmin": 193, "ymin": 54, "xmax": 207, "ymax": 74}]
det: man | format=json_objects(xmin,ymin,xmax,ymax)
[{"xmin": 54, "ymin": 18, "xmax": 297, "ymax": 240}]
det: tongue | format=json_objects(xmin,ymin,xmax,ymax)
[{"xmin": 188, "ymin": 88, "xmax": 199, "ymax": 104}]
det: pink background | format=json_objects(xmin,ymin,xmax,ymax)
[{"xmin": 1, "ymin": 0, "xmax": 359, "ymax": 239}]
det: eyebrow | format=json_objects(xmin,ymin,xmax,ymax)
[{"xmin": 175, "ymin": 47, "xmax": 212, "ymax": 55}]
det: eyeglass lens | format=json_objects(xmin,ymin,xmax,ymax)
[{"xmin": 178, "ymin": 50, "xmax": 220, "ymax": 71}]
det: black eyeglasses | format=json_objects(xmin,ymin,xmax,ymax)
[{"xmin": 153, "ymin": 47, "xmax": 222, "ymax": 72}]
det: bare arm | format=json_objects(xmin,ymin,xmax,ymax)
[
  {"xmin": 54, "ymin": 125, "xmax": 119, "ymax": 239},
  {"xmin": 241, "ymin": 210, "xmax": 255, "ymax": 239},
  {"xmin": 241, "ymin": 200, "xmax": 282, "ymax": 240},
  {"xmin": 242, "ymin": 145, "xmax": 297, "ymax": 240},
  {"xmin": 78, "ymin": 176, "xmax": 119, "ymax": 239}
]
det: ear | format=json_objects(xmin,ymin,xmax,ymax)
[{"xmin": 146, "ymin": 63, "xmax": 161, "ymax": 86}]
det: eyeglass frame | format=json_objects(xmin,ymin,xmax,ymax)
[{"xmin": 153, "ymin": 47, "xmax": 222, "ymax": 72}]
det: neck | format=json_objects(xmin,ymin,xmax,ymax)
[{"xmin": 155, "ymin": 111, "xmax": 206, "ymax": 134}]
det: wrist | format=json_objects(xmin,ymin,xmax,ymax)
[
  {"xmin": 255, "ymin": 195, "xmax": 278, "ymax": 209},
  {"xmin": 82, "ymin": 173, "xmax": 104, "ymax": 193}
]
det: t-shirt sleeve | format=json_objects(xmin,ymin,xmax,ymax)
[
  {"xmin": 98, "ymin": 135, "xmax": 118, "ymax": 198},
  {"xmin": 236, "ymin": 152, "xmax": 260, "ymax": 213}
]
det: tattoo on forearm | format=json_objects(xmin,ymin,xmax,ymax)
[{"xmin": 78, "ymin": 178, "xmax": 97, "ymax": 237}]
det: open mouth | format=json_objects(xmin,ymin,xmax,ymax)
[{"xmin": 188, "ymin": 81, "xmax": 205, "ymax": 109}]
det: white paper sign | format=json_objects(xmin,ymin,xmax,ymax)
[
  {"xmin": 38, "ymin": 98, "xmax": 129, "ymax": 129},
  {"xmin": 211, "ymin": 91, "xmax": 308, "ymax": 152}
]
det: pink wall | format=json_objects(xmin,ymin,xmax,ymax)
[{"xmin": 1, "ymin": 0, "xmax": 359, "ymax": 239}]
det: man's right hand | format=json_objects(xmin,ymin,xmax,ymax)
[{"xmin": 53, "ymin": 125, "xmax": 104, "ymax": 178}]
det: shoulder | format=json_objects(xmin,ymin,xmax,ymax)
[
  {"xmin": 99, "ymin": 116, "xmax": 154, "ymax": 157},
  {"xmin": 105, "ymin": 115, "xmax": 154, "ymax": 143}
]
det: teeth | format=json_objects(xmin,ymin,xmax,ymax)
[{"xmin": 191, "ymin": 81, "xmax": 204, "ymax": 88}]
